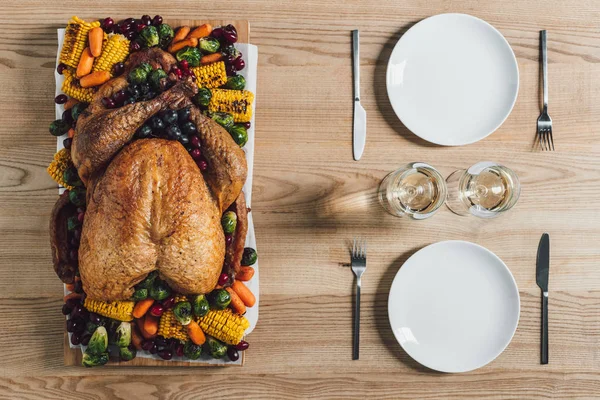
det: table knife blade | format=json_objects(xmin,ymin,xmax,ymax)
[{"xmin": 352, "ymin": 29, "xmax": 366, "ymax": 161}]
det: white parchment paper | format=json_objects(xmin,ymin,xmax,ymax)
[{"xmin": 56, "ymin": 29, "xmax": 259, "ymax": 365}]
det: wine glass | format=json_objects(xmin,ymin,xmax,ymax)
[
  {"xmin": 378, "ymin": 162, "xmax": 447, "ymax": 220},
  {"xmin": 445, "ymin": 162, "xmax": 520, "ymax": 218}
]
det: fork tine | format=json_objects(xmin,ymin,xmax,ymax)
[
  {"xmin": 363, "ymin": 238, "xmax": 367, "ymax": 258},
  {"xmin": 549, "ymin": 129, "xmax": 555, "ymax": 151},
  {"xmin": 543, "ymin": 129, "xmax": 549, "ymax": 151},
  {"xmin": 353, "ymin": 238, "xmax": 357, "ymax": 258}
]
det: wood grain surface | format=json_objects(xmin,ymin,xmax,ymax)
[{"xmin": 0, "ymin": 0, "xmax": 599, "ymax": 398}]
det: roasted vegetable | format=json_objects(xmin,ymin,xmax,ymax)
[
  {"xmin": 137, "ymin": 270, "xmax": 158, "ymax": 289},
  {"xmin": 197, "ymin": 309, "xmax": 250, "ymax": 345},
  {"xmin": 209, "ymin": 89, "xmax": 254, "ymax": 123},
  {"xmin": 60, "ymin": 17, "xmax": 101, "ymax": 68},
  {"xmin": 158, "ymin": 306, "xmax": 189, "ymax": 342},
  {"xmin": 150, "ymin": 280, "xmax": 171, "ymax": 301},
  {"xmin": 61, "ymin": 69, "xmax": 96, "ymax": 103},
  {"xmin": 131, "ymin": 288, "xmax": 148, "ymax": 301},
  {"xmin": 84, "ymin": 298, "xmax": 135, "ymax": 321},
  {"xmin": 68, "ymin": 188, "xmax": 86, "ymax": 207},
  {"xmin": 183, "ymin": 340, "xmax": 202, "ymax": 359},
  {"xmin": 210, "ymin": 112, "xmax": 234, "ymax": 130},
  {"xmin": 190, "ymin": 61, "xmax": 227, "ymax": 89},
  {"xmin": 229, "ymin": 124, "xmax": 248, "ymax": 147},
  {"xmin": 231, "ymin": 280, "xmax": 256, "ymax": 307},
  {"xmin": 192, "ymin": 88, "xmax": 212, "ymax": 107},
  {"xmin": 221, "ymin": 211, "xmax": 237, "ymax": 234},
  {"xmin": 49, "ymin": 119, "xmax": 71, "ymax": 137},
  {"xmin": 204, "ymin": 336, "xmax": 227, "ymax": 359},
  {"xmin": 92, "ymin": 34, "xmax": 130, "ymax": 76},
  {"xmin": 242, "ymin": 247, "xmax": 258, "ymax": 266},
  {"xmin": 139, "ymin": 25, "xmax": 159, "ymax": 48},
  {"xmin": 224, "ymin": 75, "xmax": 246, "ymax": 90},
  {"xmin": 79, "ymin": 71, "xmax": 111, "ymax": 88},
  {"xmin": 67, "ymin": 215, "xmax": 80, "ymax": 231},
  {"xmin": 187, "ymin": 319, "xmax": 206, "ymax": 345},
  {"xmin": 128, "ymin": 63, "xmax": 151, "ymax": 85},
  {"xmin": 157, "ymin": 23, "xmax": 174, "ymax": 49},
  {"xmin": 87, "ymin": 326, "xmax": 108, "ymax": 355},
  {"xmin": 114, "ymin": 321, "xmax": 132, "ymax": 347},
  {"xmin": 82, "ymin": 350, "xmax": 109, "ymax": 367},
  {"xmin": 172, "ymin": 301, "xmax": 193, "ymax": 325},
  {"xmin": 47, "ymin": 149, "xmax": 75, "ymax": 190},
  {"xmin": 176, "ymin": 46, "xmax": 202, "ymax": 67},
  {"xmin": 209, "ymin": 289, "xmax": 231, "ymax": 310},
  {"xmin": 70, "ymin": 102, "xmax": 88, "ymax": 122},
  {"xmin": 198, "ymin": 37, "xmax": 220, "ymax": 54},
  {"xmin": 119, "ymin": 345, "xmax": 137, "ymax": 361},
  {"xmin": 62, "ymin": 167, "xmax": 82, "ymax": 187},
  {"xmin": 192, "ymin": 294, "xmax": 210, "ymax": 318},
  {"xmin": 222, "ymin": 44, "xmax": 241, "ymax": 60},
  {"xmin": 148, "ymin": 68, "xmax": 168, "ymax": 91}
]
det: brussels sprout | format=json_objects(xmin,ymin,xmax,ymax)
[
  {"xmin": 228, "ymin": 124, "xmax": 248, "ymax": 147},
  {"xmin": 205, "ymin": 336, "xmax": 227, "ymax": 359},
  {"xmin": 139, "ymin": 25, "xmax": 159, "ymax": 48},
  {"xmin": 183, "ymin": 340, "xmax": 203, "ymax": 360},
  {"xmin": 131, "ymin": 288, "xmax": 148, "ymax": 301},
  {"xmin": 242, "ymin": 247, "xmax": 258, "ymax": 266},
  {"xmin": 49, "ymin": 119, "xmax": 70, "ymax": 136},
  {"xmin": 157, "ymin": 23, "xmax": 174, "ymax": 49},
  {"xmin": 70, "ymin": 102, "xmax": 88, "ymax": 122},
  {"xmin": 148, "ymin": 68, "xmax": 168, "ymax": 92},
  {"xmin": 139, "ymin": 62, "xmax": 153, "ymax": 75},
  {"xmin": 192, "ymin": 88, "xmax": 212, "ymax": 108},
  {"xmin": 63, "ymin": 167, "xmax": 83, "ymax": 187},
  {"xmin": 209, "ymin": 289, "xmax": 231, "ymax": 310},
  {"xmin": 222, "ymin": 44, "xmax": 241, "ymax": 59},
  {"xmin": 210, "ymin": 112, "xmax": 234, "ymax": 130},
  {"xmin": 85, "ymin": 321, "xmax": 99, "ymax": 334},
  {"xmin": 82, "ymin": 350, "xmax": 109, "ymax": 367},
  {"xmin": 106, "ymin": 319, "xmax": 120, "ymax": 345},
  {"xmin": 114, "ymin": 322, "xmax": 132, "ymax": 347},
  {"xmin": 176, "ymin": 46, "xmax": 202, "ymax": 67},
  {"xmin": 137, "ymin": 271, "xmax": 158, "ymax": 289},
  {"xmin": 198, "ymin": 37, "xmax": 220, "ymax": 54},
  {"xmin": 119, "ymin": 345, "xmax": 137, "ymax": 361},
  {"xmin": 128, "ymin": 66, "xmax": 151, "ymax": 85},
  {"xmin": 150, "ymin": 280, "xmax": 171, "ymax": 301},
  {"xmin": 172, "ymin": 301, "xmax": 193, "ymax": 325},
  {"xmin": 68, "ymin": 188, "xmax": 86, "ymax": 207},
  {"xmin": 192, "ymin": 294, "xmax": 210, "ymax": 318},
  {"xmin": 67, "ymin": 215, "xmax": 80, "ymax": 231},
  {"xmin": 87, "ymin": 326, "xmax": 108, "ymax": 355},
  {"xmin": 224, "ymin": 75, "xmax": 246, "ymax": 90},
  {"xmin": 221, "ymin": 211, "xmax": 237, "ymax": 234}
]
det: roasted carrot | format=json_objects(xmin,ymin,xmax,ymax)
[
  {"xmin": 168, "ymin": 37, "xmax": 198, "ymax": 53},
  {"xmin": 131, "ymin": 325, "xmax": 144, "ymax": 350},
  {"xmin": 173, "ymin": 26, "xmax": 190, "ymax": 42},
  {"xmin": 231, "ymin": 280, "xmax": 255, "ymax": 307},
  {"xmin": 65, "ymin": 283, "xmax": 75, "ymax": 292},
  {"xmin": 135, "ymin": 317, "xmax": 156, "ymax": 340},
  {"xmin": 88, "ymin": 27, "xmax": 104, "ymax": 57},
  {"xmin": 76, "ymin": 47, "xmax": 94, "ymax": 78},
  {"xmin": 64, "ymin": 98, "xmax": 78, "ymax": 111},
  {"xmin": 236, "ymin": 266, "xmax": 255, "ymax": 281},
  {"xmin": 186, "ymin": 319, "xmax": 206, "ymax": 345},
  {"xmin": 132, "ymin": 298, "xmax": 154, "ymax": 319},
  {"xmin": 143, "ymin": 314, "xmax": 159, "ymax": 336},
  {"xmin": 67, "ymin": 128, "xmax": 75, "ymax": 139},
  {"xmin": 226, "ymin": 287, "xmax": 246, "ymax": 315},
  {"xmin": 188, "ymin": 24, "xmax": 212, "ymax": 39},
  {"xmin": 79, "ymin": 71, "xmax": 110, "ymax": 88},
  {"xmin": 63, "ymin": 292, "xmax": 82, "ymax": 302},
  {"xmin": 200, "ymin": 53, "xmax": 223, "ymax": 65}
]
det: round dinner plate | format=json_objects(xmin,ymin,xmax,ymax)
[
  {"xmin": 386, "ymin": 14, "xmax": 519, "ymax": 145},
  {"xmin": 388, "ymin": 241, "xmax": 520, "ymax": 373}
]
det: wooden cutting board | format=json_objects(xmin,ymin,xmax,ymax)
[{"xmin": 64, "ymin": 18, "xmax": 249, "ymax": 367}]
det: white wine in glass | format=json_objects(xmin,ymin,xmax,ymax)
[
  {"xmin": 378, "ymin": 163, "xmax": 447, "ymax": 219},
  {"xmin": 446, "ymin": 162, "xmax": 520, "ymax": 218}
]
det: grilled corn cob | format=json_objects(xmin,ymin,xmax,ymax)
[
  {"xmin": 61, "ymin": 68, "xmax": 96, "ymax": 103},
  {"xmin": 47, "ymin": 148, "xmax": 74, "ymax": 190},
  {"xmin": 92, "ymin": 34, "xmax": 130, "ymax": 76},
  {"xmin": 84, "ymin": 298, "xmax": 134, "ymax": 321},
  {"xmin": 208, "ymin": 89, "xmax": 254, "ymax": 123},
  {"xmin": 158, "ymin": 295, "xmax": 189, "ymax": 341},
  {"xmin": 59, "ymin": 16, "xmax": 101, "ymax": 68},
  {"xmin": 191, "ymin": 61, "xmax": 227, "ymax": 89},
  {"xmin": 197, "ymin": 308, "xmax": 249, "ymax": 345}
]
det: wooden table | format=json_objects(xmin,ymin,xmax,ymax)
[{"xmin": 1, "ymin": 1, "xmax": 599, "ymax": 398}]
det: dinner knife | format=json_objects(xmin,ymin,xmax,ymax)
[
  {"xmin": 352, "ymin": 30, "xmax": 366, "ymax": 161},
  {"xmin": 536, "ymin": 233, "xmax": 550, "ymax": 365}
]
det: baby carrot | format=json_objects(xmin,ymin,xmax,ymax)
[
  {"xmin": 200, "ymin": 53, "xmax": 223, "ymax": 65},
  {"xmin": 132, "ymin": 298, "xmax": 154, "ymax": 319},
  {"xmin": 226, "ymin": 287, "xmax": 246, "ymax": 315},
  {"xmin": 186, "ymin": 319, "xmax": 206, "ymax": 345},
  {"xmin": 88, "ymin": 27, "xmax": 104, "ymax": 57},
  {"xmin": 67, "ymin": 128, "xmax": 75, "ymax": 139},
  {"xmin": 173, "ymin": 26, "xmax": 190, "ymax": 42},
  {"xmin": 79, "ymin": 71, "xmax": 110, "ymax": 88},
  {"xmin": 135, "ymin": 317, "xmax": 156, "ymax": 340},
  {"xmin": 131, "ymin": 325, "xmax": 144, "ymax": 350},
  {"xmin": 168, "ymin": 37, "xmax": 198, "ymax": 53},
  {"xmin": 76, "ymin": 47, "xmax": 94, "ymax": 78},
  {"xmin": 63, "ymin": 292, "xmax": 82, "ymax": 302},
  {"xmin": 231, "ymin": 280, "xmax": 255, "ymax": 307},
  {"xmin": 143, "ymin": 314, "xmax": 159, "ymax": 336},
  {"xmin": 65, "ymin": 283, "xmax": 75, "ymax": 292},
  {"xmin": 64, "ymin": 98, "xmax": 78, "ymax": 110},
  {"xmin": 236, "ymin": 266, "xmax": 255, "ymax": 281},
  {"xmin": 188, "ymin": 24, "xmax": 212, "ymax": 39}
]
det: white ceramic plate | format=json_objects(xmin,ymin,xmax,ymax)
[
  {"xmin": 386, "ymin": 14, "xmax": 519, "ymax": 145},
  {"xmin": 388, "ymin": 241, "xmax": 520, "ymax": 372}
]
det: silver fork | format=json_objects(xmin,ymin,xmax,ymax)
[
  {"xmin": 351, "ymin": 238, "xmax": 367, "ymax": 360},
  {"xmin": 537, "ymin": 30, "xmax": 554, "ymax": 151}
]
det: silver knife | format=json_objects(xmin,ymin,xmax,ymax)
[
  {"xmin": 536, "ymin": 233, "xmax": 550, "ymax": 364},
  {"xmin": 352, "ymin": 30, "xmax": 366, "ymax": 161}
]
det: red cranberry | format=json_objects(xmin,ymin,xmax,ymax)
[
  {"xmin": 102, "ymin": 97, "xmax": 115, "ymax": 108},
  {"xmin": 112, "ymin": 89, "xmax": 127, "ymax": 104},
  {"xmin": 224, "ymin": 24, "xmax": 238, "ymax": 35},
  {"xmin": 211, "ymin": 27, "xmax": 223, "ymax": 39},
  {"xmin": 136, "ymin": 22, "xmax": 146, "ymax": 33},
  {"xmin": 223, "ymin": 30, "xmax": 238, "ymax": 44},
  {"xmin": 154, "ymin": 336, "xmax": 167, "ymax": 347},
  {"xmin": 141, "ymin": 15, "xmax": 152, "ymax": 25},
  {"xmin": 141, "ymin": 340, "xmax": 154, "ymax": 351},
  {"xmin": 63, "ymin": 138, "xmax": 72, "ymax": 150},
  {"xmin": 225, "ymin": 234, "xmax": 233, "ymax": 246},
  {"xmin": 243, "ymin": 121, "xmax": 251, "ymax": 129},
  {"xmin": 76, "ymin": 207, "xmax": 85, "ymax": 214},
  {"xmin": 158, "ymin": 349, "xmax": 172, "ymax": 360},
  {"xmin": 149, "ymin": 344, "xmax": 159, "ymax": 354},
  {"xmin": 124, "ymin": 31, "xmax": 136, "ymax": 40},
  {"xmin": 190, "ymin": 135, "xmax": 200, "ymax": 148},
  {"xmin": 176, "ymin": 343, "xmax": 184, "ymax": 357},
  {"xmin": 233, "ymin": 57, "xmax": 245, "ymax": 71},
  {"xmin": 161, "ymin": 296, "xmax": 175, "ymax": 310},
  {"xmin": 226, "ymin": 64, "xmax": 237, "ymax": 77},
  {"xmin": 81, "ymin": 333, "xmax": 91, "ymax": 346},
  {"xmin": 227, "ymin": 347, "xmax": 239, "ymax": 361},
  {"xmin": 150, "ymin": 303, "xmax": 164, "ymax": 317},
  {"xmin": 101, "ymin": 17, "xmax": 114, "ymax": 31},
  {"xmin": 71, "ymin": 332, "xmax": 82, "ymax": 346},
  {"xmin": 198, "ymin": 160, "xmax": 208, "ymax": 171},
  {"xmin": 55, "ymin": 94, "xmax": 68, "ymax": 104},
  {"xmin": 190, "ymin": 148, "xmax": 202, "ymax": 160},
  {"xmin": 56, "ymin": 63, "xmax": 67, "ymax": 75},
  {"xmin": 112, "ymin": 62, "xmax": 125, "ymax": 76},
  {"xmin": 77, "ymin": 212, "xmax": 85, "ymax": 223},
  {"xmin": 179, "ymin": 60, "xmax": 189, "ymax": 70},
  {"xmin": 73, "ymin": 229, "xmax": 81, "ymax": 240},
  {"xmin": 218, "ymin": 273, "xmax": 230, "ymax": 286},
  {"xmin": 119, "ymin": 23, "xmax": 133, "ymax": 34},
  {"xmin": 123, "ymin": 18, "xmax": 136, "ymax": 26},
  {"xmin": 152, "ymin": 15, "xmax": 163, "ymax": 26},
  {"xmin": 129, "ymin": 41, "xmax": 141, "ymax": 52}
]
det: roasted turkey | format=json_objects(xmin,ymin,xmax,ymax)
[{"xmin": 51, "ymin": 48, "xmax": 249, "ymax": 301}]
